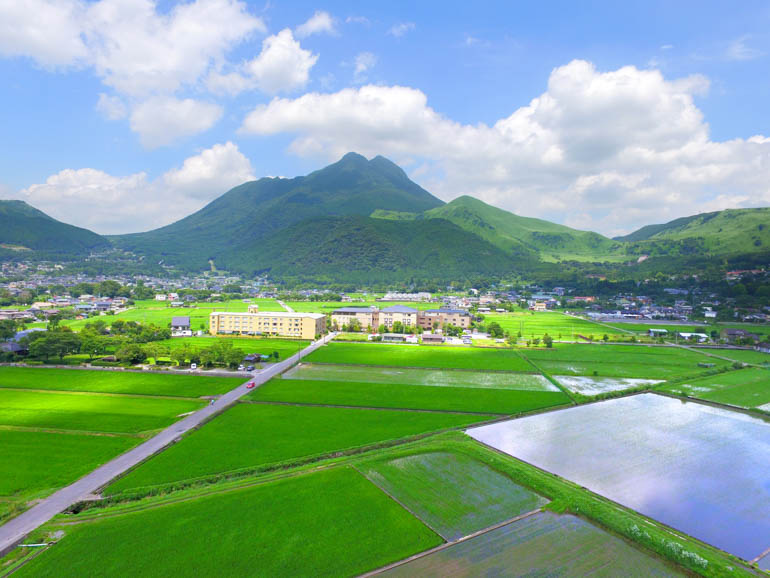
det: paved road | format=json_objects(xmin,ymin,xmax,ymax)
[
  {"xmin": 276, "ymin": 299, "xmax": 294, "ymax": 312},
  {"xmin": 0, "ymin": 333, "xmax": 335, "ymax": 557}
]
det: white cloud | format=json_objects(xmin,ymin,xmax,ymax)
[
  {"xmin": 16, "ymin": 142, "xmax": 255, "ymax": 233},
  {"xmin": 345, "ymin": 15, "xmax": 370, "ymax": 26},
  {"xmin": 0, "ymin": 0, "xmax": 87, "ymax": 68},
  {"xmin": 240, "ymin": 60, "xmax": 770, "ymax": 236},
  {"xmin": 245, "ymin": 28, "xmax": 318, "ymax": 94},
  {"xmin": 130, "ymin": 97, "xmax": 223, "ymax": 148},
  {"xmin": 726, "ymin": 35, "xmax": 763, "ymax": 61},
  {"xmin": 353, "ymin": 52, "xmax": 377, "ymax": 83},
  {"xmin": 388, "ymin": 22, "xmax": 415, "ymax": 37},
  {"xmin": 295, "ymin": 11, "xmax": 336, "ymax": 38},
  {"xmin": 96, "ymin": 93, "xmax": 127, "ymax": 120}
]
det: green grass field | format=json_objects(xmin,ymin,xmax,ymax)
[
  {"xmin": 0, "ymin": 367, "xmax": 243, "ymax": 397},
  {"xmin": 706, "ymin": 348, "xmax": 770, "ymax": 365},
  {"xmin": 106, "ymin": 403, "xmax": 491, "ymax": 494},
  {"xmin": 249, "ymin": 378, "xmax": 570, "ymax": 415},
  {"xmin": 285, "ymin": 300, "xmax": 438, "ymax": 314},
  {"xmin": 384, "ymin": 511, "xmax": 686, "ymax": 577},
  {"xmin": 1, "ymin": 429, "xmax": 137, "ymax": 517},
  {"xmin": 62, "ymin": 298, "xmax": 285, "ymax": 331},
  {"xmin": 156, "ymin": 336, "xmax": 308, "ymax": 357},
  {"xmin": 16, "ymin": 467, "xmax": 441, "ymax": 577},
  {"xmin": 521, "ymin": 344, "xmax": 729, "ymax": 379},
  {"xmin": 0, "ymin": 389, "xmax": 204, "ymax": 433},
  {"xmin": 284, "ymin": 363, "xmax": 557, "ymax": 391},
  {"xmin": 363, "ymin": 451, "xmax": 547, "ymax": 540},
  {"xmin": 483, "ymin": 311, "xmax": 630, "ymax": 341},
  {"xmin": 306, "ymin": 343, "xmax": 533, "ymax": 371},
  {"xmin": 658, "ymin": 367, "xmax": 770, "ymax": 409}
]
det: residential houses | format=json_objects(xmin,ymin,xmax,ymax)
[{"xmin": 171, "ymin": 316, "xmax": 192, "ymax": 337}]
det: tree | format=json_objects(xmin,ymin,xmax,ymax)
[
  {"xmin": 98, "ymin": 280, "xmax": 122, "ymax": 298},
  {"xmin": 0, "ymin": 319, "xmax": 16, "ymax": 341},
  {"xmin": 272, "ymin": 350, "xmax": 280, "ymax": 360},
  {"xmin": 80, "ymin": 333, "xmax": 108, "ymax": 360},
  {"xmin": 47, "ymin": 314, "xmax": 62, "ymax": 331},
  {"xmin": 348, "ymin": 318, "xmax": 362, "ymax": 332},
  {"xmin": 29, "ymin": 332, "xmax": 81, "ymax": 361},
  {"xmin": 487, "ymin": 322, "xmax": 504, "ymax": 339},
  {"xmin": 543, "ymin": 334, "xmax": 553, "ymax": 348},
  {"xmin": 116, "ymin": 344, "xmax": 147, "ymax": 364},
  {"xmin": 602, "ymin": 334, "xmax": 609, "ymax": 342},
  {"xmin": 392, "ymin": 321, "xmax": 404, "ymax": 334}
]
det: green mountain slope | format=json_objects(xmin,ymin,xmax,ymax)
[
  {"xmin": 423, "ymin": 195, "xmax": 625, "ymax": 262},
  {"xmin": 111, "ymin": 153, "xmax": 444, "ymax": 269},
  {"xmin": 0, "ymin": 200, "xmax": 109, "ymax": 256},
  {"xmin": 618, "ymin": 208, "xmax": 770, "ymax": 257},
  {"xmin": 227, "ymin": 215, "xmax": 528, "ymax": 282}
]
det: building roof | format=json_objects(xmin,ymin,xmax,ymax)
[
  {"xmin": 13, "ymin": 328, "xmax": 46, "ymax": 342},
  {"xmin": 172, "ymin": 316, "xmax": 191, "ymax": 326},
  {"xmin": 425, "ymin": 308, "xmax": 469, "ymax": 315},
  {"xmin": 1, "ymin": 341, "xmax": 26, "ymax": 353},
  {"xmin": 333, "ymin": 307, "xmax": 377, "ymax": 314},
  {"xmin": 210, "ymin": 311, "xmax": 325, "ymax": 320},
  {"xmin": 381, "ymin": 305, "xmax": 418, "ymax": 313},
  {"xmin": 422, "ymin": 333, "xmax": 444, "ymax": 340}
]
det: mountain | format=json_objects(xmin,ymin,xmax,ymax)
[
  {"xmin": 112, "ymin": 153, "xmax": 444, "ymax": 269},
  {"xmin": 0, "ymin": 200, "xmax": 109, "ymax": 257},
  {"xmin": 423, "ymin": 195, "xmax": 626, "ymax": 262},
  {"xmin": 617, "ymin": 208, "xmax": 770, "ymax": 257}
]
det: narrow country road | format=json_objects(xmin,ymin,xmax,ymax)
[
  {"xmin": 0, "ymin": 333, "xmax": 335, "ymax": 557},
  {"xmin": 276, "ymin": 299, "xmax": 294, "ymax": 312}
]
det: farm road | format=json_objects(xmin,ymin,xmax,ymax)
[{"xmin": 0, "ymin": 333, "xmax": 336, "ymax": 557}]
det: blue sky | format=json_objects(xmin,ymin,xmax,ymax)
[{"xmin": 1, "ymin": 0, "xmax": 769, "ymax": 235}]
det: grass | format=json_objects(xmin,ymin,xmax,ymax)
[
  {"xmin": 705, "ymin": 348, "xmax": 770, "ymax": 365},
  {"xmin": 384, "ymin": 511, "xmax": 687, "ymax": 577},
  {"xmin": 0, "ymin": 367, "xmax": 243, "ymax": 397},
  {"xmin": 0, "ymin": 429, "xmax": 137, "ymax": 515},
  {"xmin": 105, "ymin": 403, "xmax": 492, "ymax": 495},
  {"xmin": 482, "ymin": 311, "xmax": 630, "ymax": 341},
  {"xmin": 284, "ymin": 363, "xmax": 558, "ymax": 391},
  {"xmin": 0, "ymin": 389, "xmax": 204, "ymax": 433},
  {"xmin": 156, "ymin": 336, "xmax": 308, "ymax": 357},
  {"xmin": 306, "ymin": 342, "xmax": 533, "ymax": 371},
  {"xmin": 658, "ymin": 367, "xmax": 770, "ymax": 409},
  {"xmin": 361, "ymin": 451, "xmax": 548, "ymax": 540},
  {"xmin": 248, "ymin": 378, "xmax": 570, "ymax": 415},
  {"xmin": 520, "ymin": 343, "xmax": 730, "ymax": 379},
  {"xmin": 13, "ymin": 467, "xmax": 442, "ymax": 577}
]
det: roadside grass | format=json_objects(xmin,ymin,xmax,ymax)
[
  {"xmin": 283, "ymin": 363, "xmax": 558, "ymax": 391},
  {"xmin": 482, "ymin": 311, "xmax": 630, "ymax": 341},
  {"xmin": 156, "ymin": 336, "xmax": 308, "ymax": 358},
  {"xmin": 0, "ymin": 389, "xmax": 204, "ymax": 434},
  {"xmin": 658, "ymin": 367, "xmax": 770, "ymax": 409},
  {"xmin": 12, "ymin": 468, "xmax": 442, "ymax": 578},
  {"xmin": 248, "ymin": 378, "xmax": 570, "ymax": 415},
  {"xmin": 0, "ymin": 429, "xmax": 137, "ymax": 520},
  {"xmin": 360, "ymin": 451, "xmax": 548, "ymax": 540},
  {"xmin": 0, "ymin": 367, "xmax": 242, "ymax": 397},
  {"xmin": 305, "ymin": 342, "xmax": 533, "ymax": 371},
  {"xmin": 104, "ymin": 403, "xmax": 492, "ymax": 495},
  {"xmin": 520, "ymin": 344, "xmax": 731, "ymax": 379},
  {"xmin": 383, "ymin": 511, "xmax": 688, "ymax": 577}
]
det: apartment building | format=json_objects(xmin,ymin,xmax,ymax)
[
  {"xmin": 380, "ymin": 305, "xmax": 419, "ymax": 329},
  {"xmin": 209, "ymin": 311, "xmax": 326, "ymax": 340},
  {"xmin": 331, "ymin": 307, "xmax": 379, "ymax": 330},
  {"xmin": 417, "ymin": 308, "xmax": 471, "ymax": 330}
]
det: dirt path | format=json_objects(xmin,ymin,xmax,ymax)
[{"xmin": 0, "ymin": 333, "xmax": 336, "ymax": 557}]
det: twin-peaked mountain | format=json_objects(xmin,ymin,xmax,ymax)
[{"xmin": 3, "ymin": 153, "xmax": 769, "ymax": 280}]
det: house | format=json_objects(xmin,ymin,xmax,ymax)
[
  {"xmin": 724, "ymin": 329, "xmax": 760, "ymax": 343},
  {"xmin": 171, "ymin": 316, "xmax": 192, "ymax": 337},
  {"xmin": 154, "ymin": 294, "xmax": 167, "ymax": 301},
  {"xmin": 382, "ymin": 334, "xmax": 407, "ymax": 343},
  {"xmin": 648, "ymin": 328, "xmax": 668, "ymax": 337},
  {"xmin": 169, "ymin": 301, "xmax": 185, "ymax": 308},
  {"xmin": 531, "ymin": 302, "xmax": 547, "ymax": 312},
  {"xmin": 0, "ymin": 341, "xmax": 27, "ymax": 355},
  {"xmin": 756, "ymin": 342, "xmax": 770, "ymax": 354},
  {"xmin": 421, "ymin": 333, "xmax": 445, "ymax": 344},
  {"xmin": 677, "ymin": 332, "xmax": 709, "ymax": 343}
]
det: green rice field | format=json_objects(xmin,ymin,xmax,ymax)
[
  {"xmin": 306, "ymin": 342, "xmax": 533, "ymax": 371},
  {"xmin": 521, "ymin": 344, "xmax": 729, "ymax": 379},
  {"xmin": 284, "ymin": 363, "xmax": 557, "ymax": 391},
  {"xmin": 0, "ymin": 388, "xmax": 204, "ymax": 433},
  {"xmin": 248, "ymin": 378, "xmax": 570, "ymax": 414},
  {"xmin": 659, "ymin": 367, "xmax": 770, "ymax": 409},
  {"xmin": 705, "ymin": 348, "xmax": 770, "ymax": 365},
  {"xmin": 285, "ymin": 300, "xmax": 438, "ymax": 314},
  {"xmin": 0, "ymin": 367, "xmax": 243, "ymax": 397},
  {"xmin": 363, "ymin": 451, "xmax": 547, "ymax": 540},
  {"xmin": 15, "ymin": 467, "xmax": 441, "ymax": 577},
  {"xmin": 383, "ymin": 511, "xmax": 686, "ymax": 577},
  {"xmin": 482, "ymin": 311, "xmax": 630, "ymax": 341},
  {"xmin": 106, "ymin": 403, "xmax": 491, "ymax": 494}
]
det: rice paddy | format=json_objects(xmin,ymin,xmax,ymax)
[
  {"xmin": 554, "ymin": 375, "xmax": 664, "ymax": 396},
  {"xmin": 659, "ymin": 367, "xmax": 770, "ymax": 409}
]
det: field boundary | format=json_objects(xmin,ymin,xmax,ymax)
[{"xmin": 239, "ymin": 399, "xmax": 504, "ymax": 416}]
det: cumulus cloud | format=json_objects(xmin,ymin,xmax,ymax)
[
  {"xmin": 247, "ymin": 29, "xmax": 318, "ymax": 94},
  {"xmin": 240, "ymin": 60, "xmax": 770, "ymax": 236},
  {"xmin": 295, "ymin": 11, "xmax": 336, "ymax": 38},
  {"xmin": 388, "ymin": 22, "xmax": 415, "ymax": 37},
  {"xmin": 96, "ymin": 93, "xmax": 127, "ymax": 120},
  {"xmin": 353, "ymin": 52, "xmax": 377, "ymax": 83},
  {"xmin": 14, "ymin": 142, "xmax": 255, "ymax": 233},
  {"xmin": 130, "ymin": 97, "xmax": 223, "ymax": 148}
]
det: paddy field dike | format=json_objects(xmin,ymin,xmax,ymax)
[{"xmin": 2, "ymin": 331, "xmax": 769, "ymax": 576}]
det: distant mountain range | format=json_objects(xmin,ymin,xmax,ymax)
[{"xmin": 3, "ymin": 153, "xmax": 769, "ymax": 280}]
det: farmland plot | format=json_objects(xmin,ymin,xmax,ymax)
[
  {"xmin": 554, "ymin": 375, "xmax": 663, "ymax": 396},
  {"xmin": 306, "ymin": 342, "xmax": 532, "ymax": 371},
  {"xmin": 15, "ymin": 468, "xmax": 441, "ymax": 578},
  {"xmin": 284, "ymin": 363, "xmax": 557, "ymax": 391},
  {"xmin": 468, "ymin": 393, "xmax": 770, "ymax": 561},
  {"xmin": 362, "ymin": 451, "xmax": 547, "ymax": 540},
  {"xmin": 660, "ymin": 367, "xmax": 770, "ymax": 409},
  {"xmin": 382, "ymin": 511, "xmax": 686, "ymax": 577}
]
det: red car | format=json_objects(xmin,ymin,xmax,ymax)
[{"xmin": 246, "ymin": 382, "xmax": 256, "ymax": 389}]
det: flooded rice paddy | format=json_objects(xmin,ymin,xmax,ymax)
[
  {"xmin": 467, "ymin": 393, "xmax": 770, "ymax": 561},
  {"xmin": 553, "ymin": 375, "xmax": 663, "ymax": 396}
]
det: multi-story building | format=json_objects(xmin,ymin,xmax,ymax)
[
  {"xmin": 380, "ymin": 305, "xmax": 419, "ymax": 329},
  {"xmin": 331, "ymin": 307, "xmax": 379, "ymax": 330},
  {"xmin": 417, "ymin": 308, "xmax": 471, "ymax": 330},
  {"xmin": 209, "ymin": 311, "xmax": 326, "ymax": 340}
]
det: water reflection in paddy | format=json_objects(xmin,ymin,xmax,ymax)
[{"xmin": 467, "ymin": 393, "xmax": 770, "ymax": 561}]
